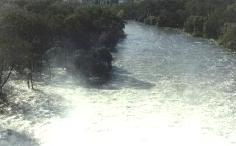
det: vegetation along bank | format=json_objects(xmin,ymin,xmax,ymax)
[
  {"xmin": 113, "ymin": 0, "xmax": 236, "ymax": 50},
  {"xmin": 0, "ymin": 0, "xmax": 125, "ymax": 98}
]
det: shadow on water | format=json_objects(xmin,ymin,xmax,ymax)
[
  {"xmin": 0, "ymin": 129, "xmax": 39, "ymax": 146},
  {"xmin": 109, "ymin": 66, "xmax": 155, "ymax": 90},
  {"xmin": 43, "ymin": 66, "xmax": 155, "ymax": 90},
  {"xmin": 81, "ymin": 66, "xmax": 155, "ymax": 90},
  {"xmin": 112, "ymin": 66, "xmax": 131, "ymax": 75}
]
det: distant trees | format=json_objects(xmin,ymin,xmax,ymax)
[
  {"xmin": 184, "ymin": 16, "xmax": 205, "ymax": 37},
  {"xmin": 115, "ymin": 0, "xmax": 236, "ymax": 50},
  {"xmin": 116, "ymin": 0, "xmax": 186, "ymax": 28},
  {"xmin": 0, "ymin": 0, "xmax": 125, "ymax": 96},
  {"xmin": 220, "ymin": 23, "xmax": 236, "ymax": 50},
  {"xmin": 219, "ymin": 2, "xmax": 236, "ymax": 49},
  {"xmin": 184, "ymin": 0, "xmax": 235, "ymax": 49},
  {"xmin": 81, "ymin": 0, "xmax": 119, "ymax": 5}
]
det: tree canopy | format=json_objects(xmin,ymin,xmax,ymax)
[
  {"xmin": 115, "ymin": 0, "xmax": 236, "ymax": 50},
  {"xmin": 0, "ymin": 0, "xmax": 125, "ymax": 95}
]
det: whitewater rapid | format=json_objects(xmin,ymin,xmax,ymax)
[{"xmin": 1, "ymin": 21, "xmax": 236, "ymax": 146}]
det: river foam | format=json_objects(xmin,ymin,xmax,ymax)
[{"xmin": 1, "ymin": 21, "xmax": 236, "ymax": 146}]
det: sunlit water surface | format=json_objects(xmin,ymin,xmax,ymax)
[{"xmin": 1, "ymin": 21, "xmax": 236, "ymax": 146}]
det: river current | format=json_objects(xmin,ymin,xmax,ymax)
[{"xmin": 0, "ymin": 21, "xmax": 236, "ymax": 146}]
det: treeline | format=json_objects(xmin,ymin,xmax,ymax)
[
  {"xmin": 114, "ymin": 0, "xmax": 236, "ymax": 49},
  {"xmin": 0, "ymin": 0, "xmax": 125, "ymax": 97}
]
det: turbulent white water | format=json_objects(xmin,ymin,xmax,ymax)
[{"xmin": 1, "ymin": 21, "xmax": 236, "ymax": 146}]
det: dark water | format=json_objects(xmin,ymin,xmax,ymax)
[{"xmin": 0, "ymin": 21, "xmax": 236, "ymax": 146}]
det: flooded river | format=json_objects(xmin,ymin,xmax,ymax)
[{"xmin": 0, "ymin": 21, "xmax": 236, "ymax": 146}]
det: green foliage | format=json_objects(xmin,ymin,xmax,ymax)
[
  {"xmin": 116, "ymin": 0, "xmax": 186, "ymax": 28},
  {"xmin": 184, "ymin": 16, "xmax": 206, "ymax": 37},
  {"xmin": 0, "ymin": 7, "xmax": 53, "ymax": 70},
  {"xmin": 224, "ymin": 2, "xmax": 236, "ymax": 23},
  {"xmin": 0, "ymin": 0, "xmax": 125, "ymax": 84},
  {"xmin": 181, "ymin": 0, "xmax": 236, "ymax": 48},
  {"xmin": 219, "ymin": 23, "xmax": 236, "ymax": 49},
  {"xmin": 203, "ymin": 9, "xmax": 224, "ymax": 39},
  {"xmin": 113, "ymin": 0, "xmax": 235, "ymax": 49},
  {"xmin": 64, "ymin": 7, "xmax": 125, "ymax": 50},
  {"xmin": 144, "ymin": 16, "xmax": 158, "ymax": 25},
  {"xmin": 74, "ymin": 48, "xmax": 112, "ymax": 78}
]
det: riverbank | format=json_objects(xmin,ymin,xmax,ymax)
[
  {"xmin": 0, "ymin": 0, "xmax": 126, "ymax": 99},
  {"xmin": 114, "ymin": 0, "xmax": 236, "ymax": 50},
  {"xmin": 141, "ymin": 22, "xmax": 235, "ymax": 51}
]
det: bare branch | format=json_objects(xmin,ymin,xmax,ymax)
[{"xmin": 1, "ymin": 65, "xmax": 14, "ymax": 89}]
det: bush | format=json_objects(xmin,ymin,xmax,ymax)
[
  {"xmin": 0, "ymin": 0, "xmax": 125, "ymax": 86},
  {"xmin": 184, "ymin": 16, "xmax": 206, "ymax": 37},
  {"xmin": 144, "ymin": 16, "xmax": 159, "ymax": 25},
  {"xmin": 74, "ymin": 48, "xmax": 112, "ymax": 78},
  {"xmin": 219, "ymin": 23, "xmax": 236, "ymax": 50}
]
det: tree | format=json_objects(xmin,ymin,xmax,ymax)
[
  {"xmin": 220, "ymin": 23, "xmax": 236, "ymax": 50},
  {"xmin": 0, "ymin": 0, "xmax": 125, "ymax": 89},
  {"xmin": 224, "ymin": 2, "xmax": 236, "ymax": 23},
  {"xmin": 203, "ymin": 9, "xmax": 224, "ymax": 39},
  {"xmin": 184, "ymin": 16, "xmax": 206, "ymax": 37},
  {"xmin": 0, "ymin": 48, "xmax": 14, "ymax": 98},
  {"xmin": 0, "ymin": 6, "xmax": 53, "ymax": 89}
]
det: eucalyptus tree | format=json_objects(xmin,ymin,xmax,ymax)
[
  {"xmin": 0, "ymin": 0, "xmax": 126, "ymax": 91},
  {"xmin": 0, "ymin": 5, "xmax": 53, "ymax": 89}
]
